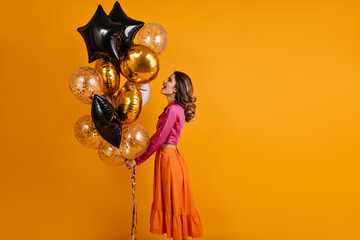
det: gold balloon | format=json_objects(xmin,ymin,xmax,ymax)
[
  {"xmin": 120, "ymin": 45, "xmax": 159, "ymax": 85},
  {"xmin": 74, "ymin": 115, "xmax": 102, "ymax": 149},
  {"xmin": 135, "ymin": 23, "xmax": 168, "ymax": 56},
  {"xmin": 95, "ymin": 58, "xmax": 120, "ymax": 94},
  {"xmin": 120, "ymin": 124, "xmax": 149, "ymax": 159},
  {"xmin": 69, "ymin": 66, "xmax": 103, "ymax": 104},
  {"xmin": 98, "ymin": 140, "xmax": 125, "ymax": 166},
  {"xmin": 116, "ymin": 82, "xmax": 142, "ymax": 124}
]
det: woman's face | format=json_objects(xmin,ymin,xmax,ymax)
[{"xmin": 161, "ymin": 74, "xmax": 177, "ymax": 95}]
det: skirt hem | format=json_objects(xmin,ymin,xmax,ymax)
[{"xmin": 150, "ymin": 208, "xmax": 203, "ymax": 239}]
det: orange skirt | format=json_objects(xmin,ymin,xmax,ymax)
[{"xmin": 150, "ymin": 147, "xmax": 203, "ymax": 240}]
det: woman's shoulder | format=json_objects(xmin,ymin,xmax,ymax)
[
  {"xmin": 163, "ymin": 101, "xmax": 182, "ymax": 111},
  {"xmin": 168, "ymin": 101, "xmax": 185, "ymax": 114},
  {"xmin": 159, "ymin": 101, "xmax": 184, "ymax": 119}
]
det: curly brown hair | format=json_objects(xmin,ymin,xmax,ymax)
[{"xmin": 173, "ymin": 71, "xmax": 197, "ymax": 122}]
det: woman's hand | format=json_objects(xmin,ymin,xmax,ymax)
[{"xmin": 125, "ymin": 159, "xmax": 137, "ymax": 169}]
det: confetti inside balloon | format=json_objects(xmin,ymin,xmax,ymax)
[
  {"xmin": 74, "ymin": 115, "xmax": 102, "ymax": 149},
  {"xmin": 135, "ymin": 23, "xmax": 168, "ymax": 56},
  {"xmin": 98, "ymin": 140, "xmax": 125, "ymax": 166},
  {"xmin": 69, "ymin": 66, "xmax": 103, "ymax": 104},
  {"xmin": 120, "ymin": 123, "xmax": 149, "ymax": 159}
]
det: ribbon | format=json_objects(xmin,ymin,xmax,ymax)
[{"xmin": 130, "ymin": 167, "xmax": 137, "ymax": 240}]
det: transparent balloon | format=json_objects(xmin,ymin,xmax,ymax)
[
  {"xmin": 74, "ymin": 115, "xmax": 102, "ymax": 149},
  {"xmin": 98, "ymin": 140, "xmax": 126, "ymax": 166},
  {"xmin": 69, "ymin": 66, "xmax": 103, "ymax": 104},
  {"xmin": 135, "ymin": 23, "xmax": 168, "ymax": 56},
  {"xmin": 120, "ymin": 123, "xmax": 149, "ymax": 159}
]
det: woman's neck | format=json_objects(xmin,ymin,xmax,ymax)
[
  {"xmin": 166, "ymin": 95, "xmax": 176, "ymax": 105},
  {"xmin": 167, "ymin": 100, "xmax": 176, "ymax": 106}
]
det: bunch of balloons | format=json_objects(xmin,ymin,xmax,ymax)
[{"xmin": 69, "ymin": 1, "xmax": 168, "ymax": 166}]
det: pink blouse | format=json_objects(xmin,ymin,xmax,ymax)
[{"xmin": 134, "ymin": 101, "xmax": 185, "ymax": 165}]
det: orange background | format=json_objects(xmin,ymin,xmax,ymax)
[{"xmin": 1, "ymin": 0, "xmax": 360, "ymax": 239}]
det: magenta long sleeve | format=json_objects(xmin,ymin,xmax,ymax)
[{"xmin": 134, "ymin": 102, "xmax": 185, "ymax": 165}]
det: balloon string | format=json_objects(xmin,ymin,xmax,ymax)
[{"xmin": 131, "ymin": 167, "xmax": 137, "ymax": 240}]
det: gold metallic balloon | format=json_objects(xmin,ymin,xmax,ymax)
[
  {"xmin": 120, "ymin": 123, "xmax": 149, "ymax": 159},
  {"xmin": 74, "ymin": 115, "xmax": 102, "ymax": 149},
  {"xmin": 95, "ymin": 58, "xmax": 120, "ymax": 94},
  {"xmin": 120, "ymin": 45, "xmax": 159, "ymax": 85},
  {"xmin": 116, "ymin": 82, "xmax": 142, "ymax": 124},
  {"xmin": 69, "ymin": 66, "xmax": 103, "ymax": 104},
  {"xmin": 135, "ymin": 23, "xmax": 168, "ymax": 56},
  {"xmin": 98, "ymin": 140, "xmax": 125, "ymax": 166}
]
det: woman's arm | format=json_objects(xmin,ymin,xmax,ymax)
[
  {"xmin": 126, "ymin": 131, "xmax": 158, "ymax": 169},
  {"xmin": 149, "ymin": 132, "xmax": 156, "ymax": 142},
  {"xmin": 133, "ymin": 106, "xmax": 178, "ymax": 165}
]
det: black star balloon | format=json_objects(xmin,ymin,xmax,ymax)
[
  {"xmin": 91, "ymin": 95, "xmax": 122, "ymax": 148},
  {"xmin": 77, "ymin": 2, "xmax": 144, "ymax": 64},
  {"xmin": 77, "ymin": 5, "xmax": 126, "ymax": 63},
  {"xmin": 108, "ymin": 1, "xmax": 144, "ymax": 55}
]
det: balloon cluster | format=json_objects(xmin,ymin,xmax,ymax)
[{"xmin": 69, "ymin": 1, "xmax": 168, "ymax": 166}]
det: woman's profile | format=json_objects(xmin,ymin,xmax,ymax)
[{"xmin": 126, "ymin": 71, "xmax": 203, "ymax": 240}]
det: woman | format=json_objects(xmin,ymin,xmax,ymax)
[{"xmin": 125, "ymin": 71, "xmax": 203, "ymax": 240}]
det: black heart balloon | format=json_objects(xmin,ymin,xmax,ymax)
[{"xmin": 91, "ymin": 95, "xmax": 122, "ymax": 148}]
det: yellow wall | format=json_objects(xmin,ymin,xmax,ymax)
[{"xmin": 1, "ymin": 0, "xmax": 359, "ymax": 239}]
